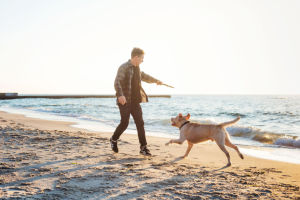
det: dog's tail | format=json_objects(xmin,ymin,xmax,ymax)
[{"xmin": 218, "ymin": 116, "xmax": 240, "ymax": 128}]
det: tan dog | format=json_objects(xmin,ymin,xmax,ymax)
[{"xmin": 166, "ymin": 113, "xmax": 244, "ymax": 167}]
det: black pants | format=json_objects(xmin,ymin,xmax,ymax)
[{"xmin": 112, "ymin": 103, "xmax": 147, "ymax": 147}]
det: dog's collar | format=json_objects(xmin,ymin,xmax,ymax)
[{"xmin": 180, "ymin": 121, "xmax": 190, "ymax": 130}]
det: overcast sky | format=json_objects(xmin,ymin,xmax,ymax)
[{"xmin": 1, "ymin": 0, "xmax": 299, "ymax": 95}]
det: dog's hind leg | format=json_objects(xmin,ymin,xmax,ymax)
[
  {"xmin": 217, "ymin": 143, "xmax": 231, "ymax": 167},
  {"xmin": 215, "ymin": 134, "xmax": 231, "ymax": 167},
  {"xmin": 182, "ymin": 141, "xmax": 193, "ymax": 158},
  {"xmin": 224, "ymin": 130, "xmax": 244, "ymax": 159}
]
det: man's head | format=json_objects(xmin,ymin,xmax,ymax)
[{"xmin": 131, "ymin": 47, "xmax": 144, "ymax": 67}]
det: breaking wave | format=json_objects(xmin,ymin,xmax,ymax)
[{"xmin": 227, "ymin": 126, "xmax": 300, "ymax": 148}]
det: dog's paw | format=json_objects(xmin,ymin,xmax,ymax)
[
  {"xmin": 225, "ymin": 163, "xmax": 231, "ymax": 167},
  {"xmin": 165, "ymin": 140, "xmax": 172, "ymax": 146},
  {"xmin": 240, "ymin": 154, "xmax": 244, "ymax": 159}
]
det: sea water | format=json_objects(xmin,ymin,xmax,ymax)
[{"xmin": 1, "ymin": 95, "xmax": 299, "ymax": 164}]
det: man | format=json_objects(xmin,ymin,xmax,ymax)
[{"xmin": 110, "ymin": 47, "xmax": 163, "ymax": 156}]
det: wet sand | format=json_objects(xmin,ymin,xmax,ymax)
[{"xmin": 0, "ymin": 111, "xmax": 300, "ymax": 199}]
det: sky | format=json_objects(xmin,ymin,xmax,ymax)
[{"xmin": 0, "ymin": 0, "xmax": 299, "ymax": 95}]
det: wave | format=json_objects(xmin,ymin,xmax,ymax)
[
  {"xmin": 275, "ymin": 138, "xmax": 300, "ymax": 148},
  {"xmin": 227, "ymin": 126, "xmax": 300, "ymax": 148},
  {"xmin": 219, "ymin": 111, "xmax": 299, "ymax": 118},
  {"xmin": 218, "ymin": 112, "xmax": 247, "ymax": 118},
  {"xmin": 257, "ymin": 110, "xmax": 298, "ymax": 117},
  {"xmin": 149, "ymin": 119, "xmax": 172, "ymax": 126}
]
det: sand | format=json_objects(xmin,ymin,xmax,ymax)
[{"xmin": 0, "ymin": 111, "xmax": 300, "ymax": 199}]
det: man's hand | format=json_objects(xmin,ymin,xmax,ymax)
[
  {"xmin": 118, "ymin": 96, "xmax": 127, "ymax": 105},
  {"xmin": 156, "ymin": 81, "xmax": 163, "ymax": 85}
]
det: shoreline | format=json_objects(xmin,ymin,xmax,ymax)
[
  {"xmin": 1, "ymin": 107, "xmax": 300, "ymax": 165},
  {"xmin": 1, "ymin": 111, "xmax": 300, "ymax": 199}
]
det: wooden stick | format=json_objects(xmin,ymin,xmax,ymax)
[{"xmin": 161, "ymin": 83, "xmax": 174, "ymax": 88}]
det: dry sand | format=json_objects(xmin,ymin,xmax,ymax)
[{"xmin": 0, "ymin": 111, "xmax": 300, "ymax": 199}]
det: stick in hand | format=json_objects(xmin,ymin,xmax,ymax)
[{"xmin": 161, "ymin": 83, "xmax": 174, "ymax": 88}]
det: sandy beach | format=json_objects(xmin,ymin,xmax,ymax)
[{"xmin": 0, "ymin": 111, "xmax": 300, "ymax": 199}]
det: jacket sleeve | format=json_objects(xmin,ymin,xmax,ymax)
[
  {"xmin": 141, "ymin": 71, "xmax": 160, "ymax": 84},
  {"xmin": 114, "ymin": 66, "xmax": 126, "ymax": 97}
]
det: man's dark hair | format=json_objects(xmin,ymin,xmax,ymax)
[{"xmin": 131, "ymin": 48, "xmax": 144, "ymax": 58}]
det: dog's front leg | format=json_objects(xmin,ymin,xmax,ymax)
[
  {"xmin": 182, "ymin": 142, "xmax": 193, "ymax": 158},
  {"xmin": 165, "ymin": 138, "xmax": 185, "ymax": 146},
  {"xmin": 165, "ymin": 133, "xmax": 186, "ymax": 146}
]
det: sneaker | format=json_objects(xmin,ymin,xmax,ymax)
[
  {"xmin": 110, "ymin": 138, "xmax": 118, "ymax": 153},
  {"xmin": 140, "ymin": 146, "xmax": 152, "ymax": 156}
]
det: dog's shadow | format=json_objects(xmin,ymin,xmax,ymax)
[
  {"xmin": 211, "ymin": 164, "xmax": 231, "ymax": 172},
  {"xmin": 170, "ymin": 156, "xmax": 185, "ymax": 163},
  {"xmin": 170, "ymin": 156, "xmax": 231, "ymax": 172}
]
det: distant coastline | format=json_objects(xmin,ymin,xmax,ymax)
[{"xmin": 0, "ymin": 94, "xmax": 171, "ymax": 100}]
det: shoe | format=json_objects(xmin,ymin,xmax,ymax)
[
  {"xmin": 140, "ymin": 146, "xmax": 152, "ymax": 156},
  {"xmin": 110, "ymin": 137, "xmax": 118, "ymax": 153}
]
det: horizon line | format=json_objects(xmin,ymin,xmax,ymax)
[{"xmin": 10, "ymin": 93, "xmax": 300, "ymax": 96}]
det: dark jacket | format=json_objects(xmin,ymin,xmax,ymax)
[{"xmin": 114, "ymin": 60, "xmax": 160, "ymax": 104}]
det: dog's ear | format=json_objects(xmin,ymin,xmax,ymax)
[{"xmin": 185, "ymin": 113, "xmax": 190, "ymax": 120}]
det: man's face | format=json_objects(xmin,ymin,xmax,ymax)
[{"xmin": 136, "ymin": 55, "xmax": 144, "ymax": 66}]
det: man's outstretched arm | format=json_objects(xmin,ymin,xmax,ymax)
[{"xmin": 141, "ymin": 71, "xmax": 163, "ymax": 85}]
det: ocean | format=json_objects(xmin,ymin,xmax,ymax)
[{"xmin": 1, "ymin": 95, "xmax": 300, "ymax": 164}]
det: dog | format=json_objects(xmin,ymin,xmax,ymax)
[{"xmin": 166, "ymin": 113, "xmax": 244, "ymax": 167}]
